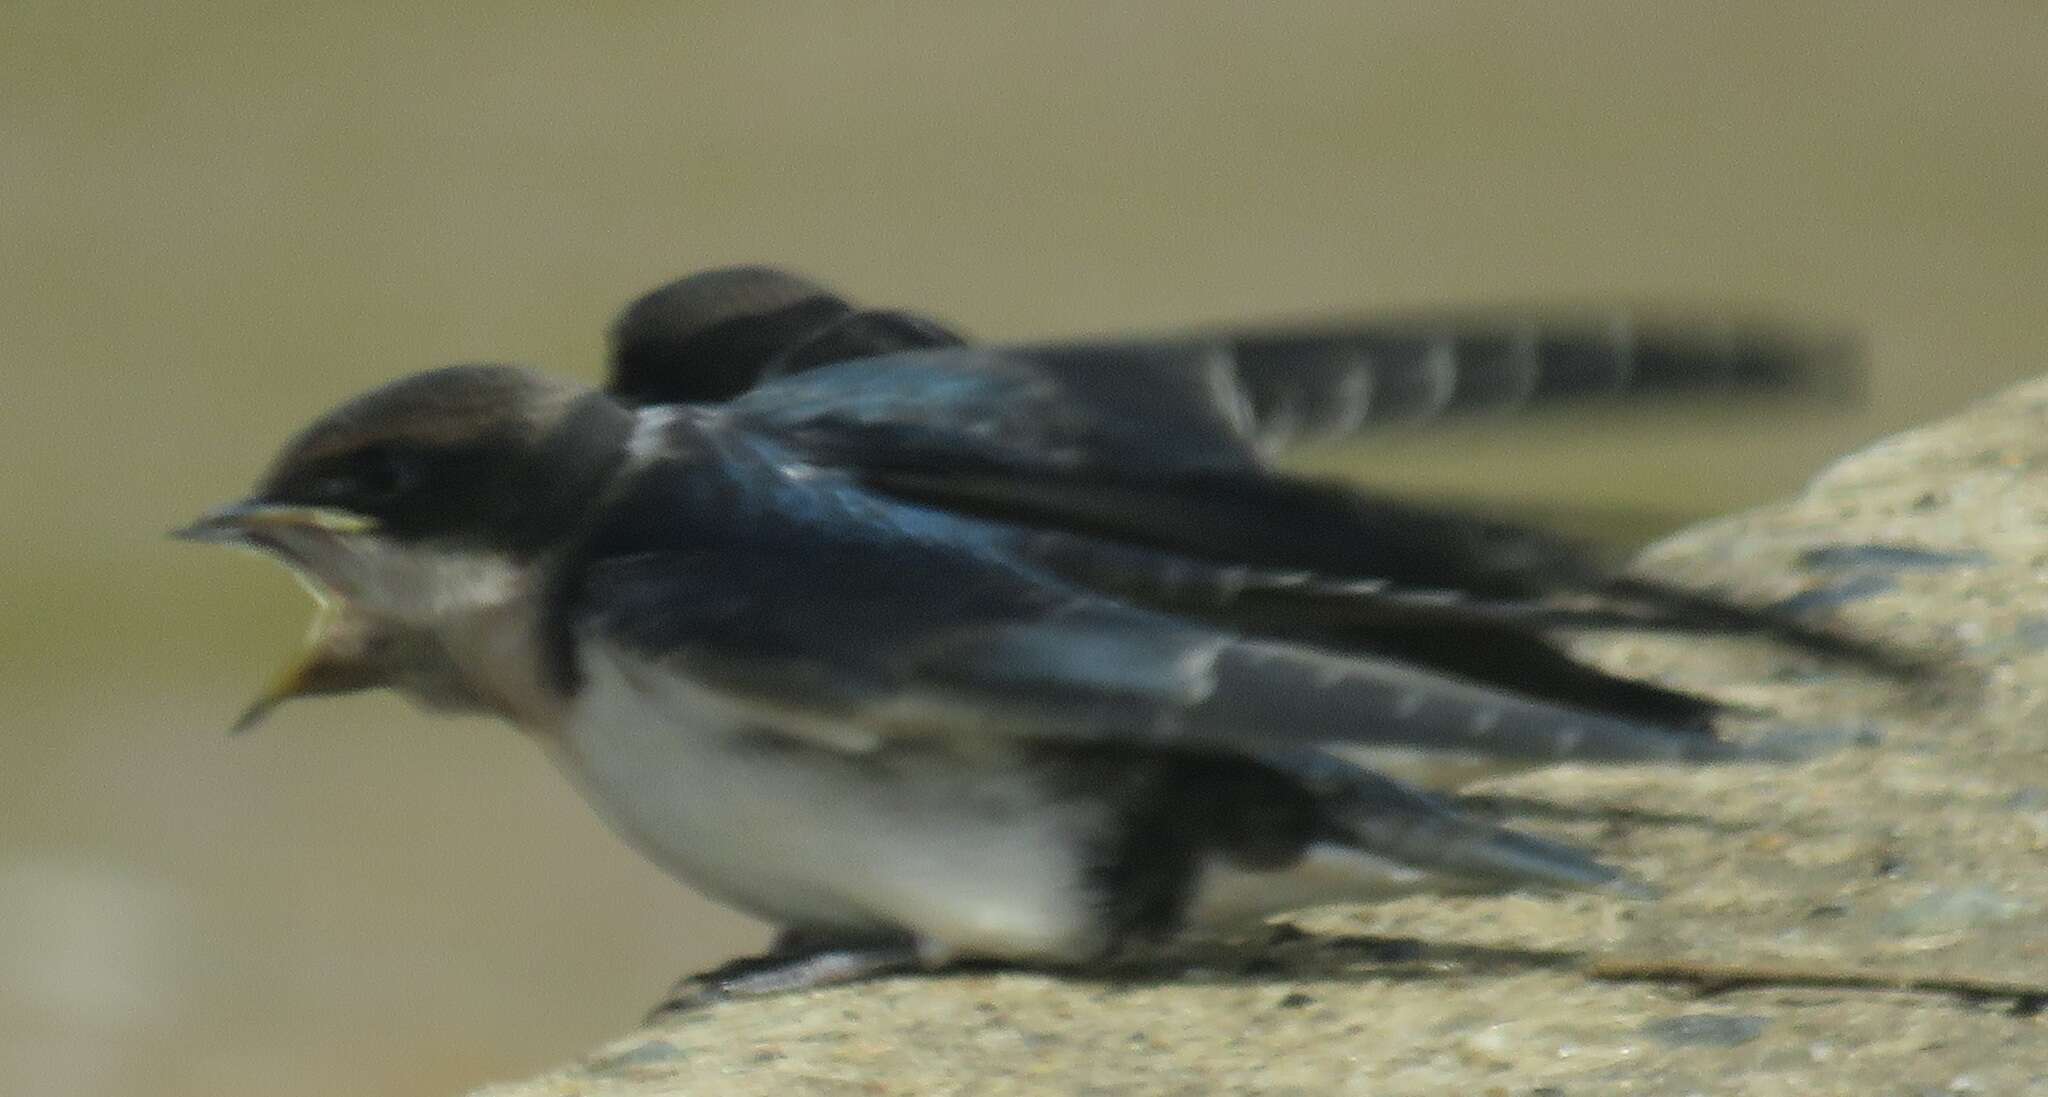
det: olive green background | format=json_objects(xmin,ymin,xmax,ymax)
[{"xmin": 4, "ymin": 4, "xmax": 2044, "ymax": 1096}]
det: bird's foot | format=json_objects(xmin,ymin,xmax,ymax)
[{"xmin": 646, "ymin": 930, "xmax": 923, "ymax": 1019}]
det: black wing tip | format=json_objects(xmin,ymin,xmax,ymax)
[
  {"xmin": 1275, "ymin": 748, "xmax": 1657, "ymax": 898},
  {"xmin": 1576, "ymin": 719, "xmax": 1812, "ymax": 766},
  {"xmin": 1450, "ymin": 706, "xmax": 1832, "ymax": 768},
  {"xmin": 1597, "ymin": 574, "xmax": 1937, "ymax": 681},
  {"xmin": 1654, "ymin": 718, "xmax": 1882, "ymax": 766},
  {"xmin": 1523, "ymin": 313, "xmax": 1867, "ymax": 410},
  {"xmin": 1548, "ymin": 847, "xmax": 1658, "ymax": 900},
  {"xmin": 1724, "ymin": 722, "xmax": 1879, "ymax": 761},
  {"xmin": 1461, "ymin": 823, "xmax": 1656, "ymax": 898},
  {"xmin": 1597, "ymin": 872, "xmax": 1661, "ymax": 901}
]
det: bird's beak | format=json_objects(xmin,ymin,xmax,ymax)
[
  {"xmin": 171, "ymin": 501, "xmax": 380, "ymax": 544},
  {"xmin": 174, "ymin": 500, "xmax": 388, "ymax": 734},
  {"xmin": 228, "ymin": 604, "xmax": 386, "ymax": 734}
]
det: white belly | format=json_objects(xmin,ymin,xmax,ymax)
[{"xmin": 547, "ymin": 649, "xmax": 1110, "ymax": 962}]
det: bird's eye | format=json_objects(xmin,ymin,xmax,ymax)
[
  {"xmin": 350, "ymin": 447, "xmax": 417, "ymax": 501},
  {"xmin": 304, "ymin": 447, "xmax": 420, "ymax": 507}
]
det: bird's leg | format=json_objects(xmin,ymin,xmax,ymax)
[{"xmin": 647, "ymin": 928, "xmax": 924, "ymax": 1017}]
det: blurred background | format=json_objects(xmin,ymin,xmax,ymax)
[{"xmin": 4, "ymin": 3, "xmax": 2045, "ymax": 1095}]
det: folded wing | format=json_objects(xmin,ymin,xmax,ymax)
[
  {"xmin": 566, "ymin": 449, "xmax": 1788, "ymax": 768},
  {"xmin": 716, "ymin": 363, "xmax": 1915, "ymax": 728}
]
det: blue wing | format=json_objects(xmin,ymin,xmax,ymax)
[{"xmin": 561, "ymin": 422, "xmax": 1782, "ymax": 768}]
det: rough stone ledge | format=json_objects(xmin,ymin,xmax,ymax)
[{"xmin": 472, "ymin": 378, "xmax": 2048, "ymax": 1097}]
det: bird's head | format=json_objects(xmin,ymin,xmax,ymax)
[{"xmin": 177, "ymin": 364, "xmax": 636, "ymax": 730}]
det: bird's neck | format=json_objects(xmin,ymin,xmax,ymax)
[
  {"xmin": 439, "ymin": 580, "xmax": 570, "ymax": 734},
  {"xmin": 384, "ymin": 550, "xmax": 571, "ymax": 735}
]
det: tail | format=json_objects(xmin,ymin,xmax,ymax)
[{"xmin": 1268, "ymin": 747, "xmax": 1649, "ymax": 898}]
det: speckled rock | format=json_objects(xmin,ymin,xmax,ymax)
[{"xmin": 470, "ymin": 377, "xmax": 2048, "ymax": 1097}]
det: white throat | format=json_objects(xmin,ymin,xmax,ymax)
[
  {"xmin": 409, "ymin": 547, "xmax": 563, "ymax": 731},
  {"xmin": 308, "ymin": 533, "xmax": 565, "ymax": 731}
]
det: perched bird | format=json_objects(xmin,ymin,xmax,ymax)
[{"xmin": 177, "ymin": 269, "xmax": 1890, "ymax": 1006}]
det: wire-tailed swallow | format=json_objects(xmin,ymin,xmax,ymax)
[{"xmin": 177, "ymin": 269, "xmax": 1897, "ymax": 1006}]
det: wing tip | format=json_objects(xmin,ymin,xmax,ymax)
[
  {"xmin": 1473, "ymin": 826, "xmax": 1652, "ymax": 897},
  {"xmin": 1668, "ymin": 722, "xmax": 1866, "ymax": 766},
  {"xmin": 1595, "ymin": 872, "xmax": 1661, "ymax": 902}
]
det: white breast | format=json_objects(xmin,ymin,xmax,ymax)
[{"xmin": 548, "ymin": 647, "xmax": 1112, "ymax": 963}]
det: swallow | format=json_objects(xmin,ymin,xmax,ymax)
[{"xmin": 176, "ymin": 269, "xmax": 1897, "ymax": 1007}]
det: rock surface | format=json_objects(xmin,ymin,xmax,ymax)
[{"xmin": 471, "ymin": 379, "xmax": 2048, "ymax": 1097}]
